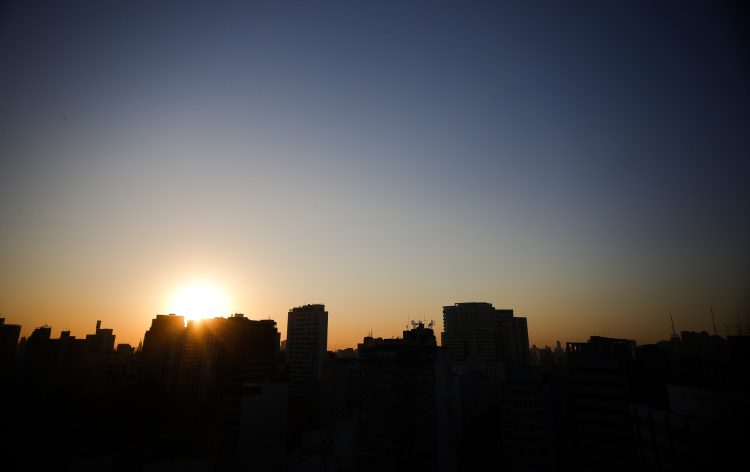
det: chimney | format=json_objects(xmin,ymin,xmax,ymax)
[{"xmin": 96, "ymin": 320, "xmax": 101, "ymax": 331}]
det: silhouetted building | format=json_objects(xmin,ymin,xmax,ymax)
[
  {"xmin": 566, "ymin": 336, "xmax": 637, "ymax": 472},
  {"xmin": 631, "ymin": 384, "xmax": 750, "ymax": 471},
  {"xmin": 443, "ymin": 302, "xmax": 530, "ymax": 371},
  {"xmin": 11, "ymin": 320, "xmax": 131, "ymax": 396},
  {"xmin": 19, "ymin": 325, "xmax": 53, "ymax": 390},
  {"xmin": 85, "ymin": 320, "xmax": 116, "ymax": 353},
  {"xmin": 657, "ymin": 330, "xmax": 728, "ymax": 383},
  {"xmin": 357, "ymin": 322, "xmax": 456, "ymax": 472},
  {"xmin": 117, "ymin": 343, "xmax": 134, "ymax": 356},
  {"xmin": 139, "ymin": 314, "xmax": 185, "ymax": 389},
  {"xmin": 220, "ymin": 382, "xmax": 289, "ymax": 471},
  {"xmin": 0, "ymin": 318, "xmax": 21, "ymax": 378},
  {"xmin": 155, "ymin": 313, "xmax": 283, "ymax": 469},
  {"xmin": 442, "ymin": 302, "xmax": 530, "ymax": 423},
  {"xmin": 49, "ymin": 330, "xmax": 87, "ymax": 393},
  {"xmin": 499, "ymin": 368, "xmax": 569, "ymax": 472},
  {"xmin": 287, "ymin": 304, "xmax": 328, "ymax": 430},
  {"xmin": 174, "ymin": 319, "xmax": 218, "ymax": 406},
  {"xmin": 175, "ymin": 314, "xmax": 281, "ymax": 406},
  {"xmin": 79, "ymin": 320, "xmax": 127, "ymax": 395},
  {"xmin": 323, "ymin": 352, "xmax": 361, "ymax": 426}
]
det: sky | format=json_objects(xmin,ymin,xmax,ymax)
[{"xmin": 1, "ymin": 0, "xmax": 748, "ymax": 349}]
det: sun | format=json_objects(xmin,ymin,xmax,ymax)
[{"xmin": 168, "ymin": 281, "xmax": 230, "ymax": 322}]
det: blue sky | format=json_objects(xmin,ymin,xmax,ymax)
[{"xmin": 1, "ymin": 0, "xmax": 748, "ymax": 347}]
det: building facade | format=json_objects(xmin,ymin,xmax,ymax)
[{"xmin": 287, "ymin": 304, "xmax": 329, "ymax": 430}]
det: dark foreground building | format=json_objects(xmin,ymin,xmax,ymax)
[
  {"xmin": 566, "ymin": 336, "xmax": 637, "ymax": 472},
  {"xmin": 357, "ymin": 321, "xmax": 456, "ymax": 472}
]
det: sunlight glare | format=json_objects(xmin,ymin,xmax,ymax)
[{"xmin": 168, "ymin": 282, "xmax": 230, "ymax": 322}]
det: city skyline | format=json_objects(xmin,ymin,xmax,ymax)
[
  {"xmin": 1, "ymin": 300, "xmax": 747, "ymax": 470},
  {"xmin": 2, "ymin": 1, "xmax": 749, "ymax": 351},
  {"xmin": 1, "ymin": 298, "xmax": 744, "ymax": 351},
  {"xmin": 2, "ymin": 2, "xmax": 748, "ymax": 470}
]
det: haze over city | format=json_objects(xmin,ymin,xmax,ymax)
[{"xmin": 2, "ymin": 0, "xmax": 748, "ymax": 349}]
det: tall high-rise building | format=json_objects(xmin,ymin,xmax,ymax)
[
  {"xmin": 442, "ymin": 302, "xmax": 530, "ymax": 370},
  {"xmin": 286, "ymin": 304, "xmax": 328, "ymax": 429},
  {"xmin": 442, "ymin": 302, "xmax": 531, "ymax": 423}
]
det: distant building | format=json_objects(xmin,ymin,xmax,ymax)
[
  {"xmin": 287, "ymin": 304, "xmax": 328, "ymax": 430},
  {"xmin": 50, "ymin": 330, "xmax": 87, "ymax": 394},
  {"xmin": 116, "ymin": 343, "xmax": 134, "ymax": 356},
  {"xmin": 9, "ymin": 319, "xmax": 134, "ymax": 397},
  {"xmin": 443, "ymin": 302, "xmax": 530, "ymax": 371},
  {"xmin": 441, "ymin": 302, "xmax": 530, "ymax": 423},
  {"xmin": 85, "ymin": 320, "xmax": 116, "ymax": 353},
  {"xmin": 79, "ymin": 320, "xmax": 125, "ymax": 395}
]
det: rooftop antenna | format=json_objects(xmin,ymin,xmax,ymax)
[
  {"xmin": 670, "ymin": 313, "xmax": 679, "ymax": 340},
  {"xmin": 710, "ymin": 307, "xmax": 718, "ymax": 336}
]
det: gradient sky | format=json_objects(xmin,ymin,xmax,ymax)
[{"xmin": 1, "ymin": 0, "xmax": 748, "ymax": 349}]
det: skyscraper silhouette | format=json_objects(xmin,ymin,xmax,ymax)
[
  {"xmin": 139, "ymin": 314, "xmax": 185, "ymax": 389},
  {"xmin": 442, "ymin": 302, "xmax": 530, "ymax": 422},
  {"xmin": 287, "ymin": 304, "xmax": 328, "ymax": 432}
]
